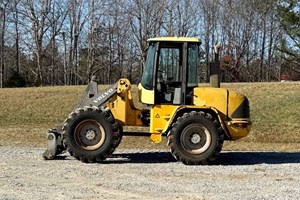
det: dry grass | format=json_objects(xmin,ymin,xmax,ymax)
[{"xmin": 0, "ymin": 81, "xmax": 299, "ymax": 151}]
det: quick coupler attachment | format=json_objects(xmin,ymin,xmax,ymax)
[{"xmin": 42, "ymin": 128, "xmax": 64, "ymax": 160}]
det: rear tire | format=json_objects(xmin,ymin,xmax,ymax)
[
  {"xmin": 167, "ymin": 111, "xmax": 224, "ymax": 165},
  {"xmin": 63, "ymin": 106, "xmax": 120, "ymax": 163}
]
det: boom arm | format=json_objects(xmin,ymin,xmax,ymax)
[
  {"xmin": 89, "ymin": 81, "xmax": 118, "ymax": 108},
  {"xmin": 85, "ymin": 77, "xmax": 148, "ymax": 126}
]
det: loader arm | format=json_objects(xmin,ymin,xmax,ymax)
[
  {"xmin": 73, "ymin": 76, "xmax": 118, "ymax": 109},
  {"xmin": 88, "ymin": 80, "xmax": 118, "ymax": 107},
  {"xmin": 86, "ymin": 77, "xmax": 148, "ymax": 126}
]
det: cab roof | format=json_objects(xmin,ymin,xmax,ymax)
[{"xmin": 147, "ymin": 37, "xmax": 201, "ymax": 43}]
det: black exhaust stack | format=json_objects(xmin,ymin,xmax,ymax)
[{"xmin": 210, "ymin": 44, "xmax": 221, "ymax": 88}]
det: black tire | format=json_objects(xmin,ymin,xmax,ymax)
[
  {"xmin": 167, "ymin": 111, "xmax": 224, "ymax": 165},
  {"xmin": 62, "ymin": 106, "xmax": 120, "ymax": 163},
  {"xmin": 112, "ymin": 124, "xmax": 123, "ymax": 149}
]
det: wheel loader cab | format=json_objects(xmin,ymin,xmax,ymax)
[{"xmin": 139, "ymin": 37, "xmax": 200, "ymax": 106}]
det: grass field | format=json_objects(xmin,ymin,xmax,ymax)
[{"xmin": 0, "ymin": 82, "xmax": 299, "ymax": 151}]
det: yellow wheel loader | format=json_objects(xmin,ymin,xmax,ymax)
[{"xmin": 43, "ymin": 37, "xmax": 251, "ymax": 165}]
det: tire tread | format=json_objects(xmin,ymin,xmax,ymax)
[
  {"xmin": 62, "ymin": 107, "xmax": 120, "ymax": 163},
  {"xmin": 167, "ymin": 111, "xmax": 224, "ymax": 165}
]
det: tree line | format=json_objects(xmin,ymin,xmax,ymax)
[{"xmin": 0, "ymin": 0, "xmax": 299, "ymax": 87}]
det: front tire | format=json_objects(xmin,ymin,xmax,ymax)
[
  {"xmin": 63, "ymin": 106, "xmax": 120, "ymax": 163},
  {"xmin": 168, "ymin": 111, "xmax": 224, "ymax": 165},
  {"xmin": 112, "ymin": 124, "xmax": 123, "ymax": 149}
]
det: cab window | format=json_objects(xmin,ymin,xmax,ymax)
[{"xmin": 141, "ymin": 42, "xmax": 156, "ymax": 90}]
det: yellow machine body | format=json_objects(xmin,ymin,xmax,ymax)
[
  {"xmin": 146, "ymin": 87, "xmax": 251, "ymax": 142},
  {"xmin": 108, "ymin": 79, "xmax": 251, "ymax": 143},
  {"xmin": 193, "ymin": 87, "xmax": 251, "ymax": 140},
  {"xmin": 107, "ymin": 78, "xmax": 144, "ymax": 127},
  {"xmin": 106, "ymin": 37, "xmax": 251, "ymax": 143}
]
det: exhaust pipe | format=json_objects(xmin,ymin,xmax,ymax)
[{"xmin": 210, "ymin": 44, "xmax": 221, "ymax": 88}]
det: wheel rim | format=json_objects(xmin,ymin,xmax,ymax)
[
  {"xmin": 74, "ymin": 119, "xmax": 106, "ymax": 151},
  {"xmin": 180, "ymin": 124, "xmax": 212, "ymax": 154}
]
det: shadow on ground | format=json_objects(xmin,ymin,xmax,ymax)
[
  {"xmin": 215, "ymin": 151, "xmax": 300, "ymax": 165},
  {"xmin": 100, "ymin": 151, "xmax": 300, "ymax": 165}
]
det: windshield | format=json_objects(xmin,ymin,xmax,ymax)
[
  {"xmin": 141, "ymin": 42, "xmax": 156, "ymax": 89},
  {"xmin": 158, "ymin": 47, "xmax": 182, "ymax": 83}
]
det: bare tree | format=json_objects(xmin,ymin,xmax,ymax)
[
  {"xmin": 67, "ymin": 0, "xmax": 89, "ymax": 85},
  {"xmin": 174, "ymin": 0, "xmax": 199, "ymax": 36},
  {"xmin": 125, "ymin": 0, "xmax": 166, "ymax": 75},
  {"xmin": 0, "ymin": 6, "xmax": 5, "ymax": 88},
  {"xmin": 0, "ymin": 1, "xmax": 9, "ymax": 88},
  {"xmin": 18, "ymin": 0, "xmax": 52, "ymax": 85},
  {"xmin": 46, "ymin": 0, "xmax": 68, "ymax": 85},
  {"xmin": 199, "ymin": 0, "xmax": 220, "ymax": 81},
  {"xmin": 86, "ymin": 0, "xmax": 96, "ymax": 83},
  {"xmin": 13, "ymin": 0, "xmax": 20, "ymax": 75}
]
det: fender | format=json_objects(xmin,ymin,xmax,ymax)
[{"xmin": 162, "ymin": 106, "xmax": 230, "ymax": 139}]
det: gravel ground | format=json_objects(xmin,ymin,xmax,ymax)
[{"xmin": 0, "ymin": 147, "xmax": 300, "ymax": 200}]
